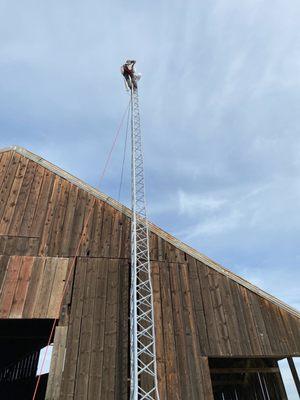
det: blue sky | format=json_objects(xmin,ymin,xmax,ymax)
[{"xmin": 1, "ymin": 0, "xmax": 300, "ymax": 396}]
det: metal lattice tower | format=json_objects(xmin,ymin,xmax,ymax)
[{"xmin": 130, "ymin": 85, "xmax": 160, "ymax": 400}]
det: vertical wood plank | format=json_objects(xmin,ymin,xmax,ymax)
[
  {"xmin": 87, "ymin": 258, "xmax": 109, "ymax": 399},
  {"xmin": 59, "ymin": 185, "xmax": 78, "ymax": 257},
  {"xmin": 99, "ymin": 203, "xmax": 114, "ymax": 258},
  {"xmin": 0, "ymin": 255, "xmax": 22, "ymax": 317},
  {"xmin": 109, "ymin": 208, "xmax": 123, "ymax": 258},
  {"xmin": 59, "ymin": 258, "xmax": 87, "ymax": 400},
  {"xmin": 39, "ymin": 178, "xmax": 62, "ymax": 256},
  {"xmin": 187, "ymin": 255, "xmax": 210, "ymax": 354},
  {"xmin": 47, "ymin": 258, "xmax": 69, "ymax": 318},
  {"xmin": 0, "ymin": 255, "xmax": 9, "ymax": 292},
  {"xmin": 115, "ymin": 259, "xmax": 130, "ymax": 400},
  {"xmin": 45, "ymin": 326, "xmax": 68, "ymax": 400},
  {"xmin": 279, "ymin": 309, "xmax": 299, "ymax": 355},
  {"xmin": 79, "ymin": 197, "xmax": 97, "ymax": 257},
  {"xmin": 0, "ymin": 152, "xmax": 13, "ymax": 191},
  {"xmin": 247, "ymin": 291, "xmax": 272, "ymax": 355},
  {"xmin": 89, "ymin": 200, "xmax": 104, "ymax": 257},
  {"xmin": 22, "ymin": 257, "xmax": 46, "ymax": 318},
  {"xmin": 0, "ymin": 153, "xmax": 21, "ymax": 225},
  {"xmin": 100, "ymin": 259, "xmax": 119, "ymax": 400},
  {"xmin": 199, "ymin": 357, "xmax": 214, "ymax": 400},
  {"xmin": 180, "ymin": 263, "xmax": 206, "ymax": 399},
  {"xmin": 169, "ymin": 262, "xmax": 191, "ymax": 399},
  {"xmin": 160, "ymin": 261, "xmax": 181, "ymax": 400},
  {"xmin": 68, "ymin": 190, "xmax": 88, "ymax": 256},
  {"xmin": 48, "ymin": 180, "xmax": 70, "ymax": 256},
  {"xmin": 149, "ymin": 231, "xmax": 158, "ymax": 261},
  {"xmin": 59, "ymin": 258, "xmax": 75, "ymax": 327},
  {"xmin": 157, "ymin": 236, "xmax": 165, "ymax": 261},
  {"xmin": 215, "ymin": 273, "xmax": 242, "ymax": 356},
  {"xmin": 74, "ymin": 258, "xmax": 98, "ymax": 399},
  {"xmin": 19, "ymin": 165, "xmax": 46, "ymax": 236},
  {"xmin": 152, "ymin": 261, "xmax": 167, "ymax": 400},
  {"xmin": 239, "ymin": 286, "xmax": 263, "ymax": 355},
  {"xmin": 288, "ymin": 314, "xmax": 300, "ymax": 354},
  {"xmin": 120, "ymin": 213, "xmax": 131, "ymax": 260},
  {"xmin": 9, "ymin": 256, "xmax": 34, "ymax": 317},
  {"xmin": 228, "ymin": 280, "xmax": 253, "ymax": 356},
  {"xmin": 258, "ymin": 297, "xmax": 283, "ymax": 355},
  {"xmin": 208, "ymin": 268, "xmax": 232, "ymax": 355},
  {"xmin": 197, "ymin": 262, "xmax": 222, "ymax": 356},
  {"xmin": 33, "ymin": 258, "xmax": 57, "ymax": 317},
  {"xmin": 0, "ymin": 157, "xmax": 29, "ymax": 233},
  {"xmin": 29, "ymin": 169, "xmax": 55, "ymax": 240},
  {"xmin": 8, "ymin": 160, "xmax": 37, "ymax": 236}
]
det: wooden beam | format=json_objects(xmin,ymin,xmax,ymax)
[
  {"xmin": 287, "ymin": 357, "xmax": 300, "ymax": 397},
  {"xmin": 211, "ymin": 367, "xmax": 279, "ymax": 374},
  {"xmin": 213, "ymin": 380, "xmax": 245, "ymax": 386},
  {"xmin": 45, "ymin": 326, "xmax": 68, "ymax": 399}
]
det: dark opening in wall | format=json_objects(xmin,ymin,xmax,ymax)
[
  {"xmin": 0, "ymin": 319, "xmax": 55, "ymax": 400},
  {"xmin": 209, "ymin": 357, "xmax": 288, "ymax": 400}
]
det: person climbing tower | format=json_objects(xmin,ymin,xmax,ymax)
[{"xmin": 121, "ymin": 60, "xmax": 141, "ymax": 90}]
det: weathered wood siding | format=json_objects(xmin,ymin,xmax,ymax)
[
  {"xmin": 0, "ymin": 151, "xmax": 130, "ymax": 259},
  {"xmin": 59, "ymin": 258, "xmax": 129, "ymax": 400},
  {"xmin": 0, "ymin": 149, "xmax": 300, "ymax": 399},
  {"xmin": 45, "ymin": 326, "xmax": 68, "ymax": 400},
  {"xmin": 154, "ymin": 259, "xmax": 300, "ymax": 359},
  {"xmin": 0, "ymin": 255, "xmax": 70, "ymax": 318}
]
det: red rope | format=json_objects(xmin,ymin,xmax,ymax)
[
  {"xmin": 99, "ymin": 101, "xmax": 131, "ymax": 184},
  {"xmin": 32, "ymin": 99, "xmax": 130, "ymax": 399}
]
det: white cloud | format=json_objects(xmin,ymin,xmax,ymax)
[
  {"xmin": 179, "ymin": 209, "xmax": 243, "ymax": 238},
  {"xmin": 178, "ymin": 190, "xmax": 226, "ymax": 215}
]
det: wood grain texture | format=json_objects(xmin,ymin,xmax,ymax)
[
  {"xmin": 45, "ymin": 325, "xmax": 68, "ymax": 400},
  {"xmin": 0, "ymin": 152, "xmax": 13, "ymax": 192},
  {"xmin": 9, "ymin": 256, "xmax": 33, "ymax": 317},
  {"xmin": 47, "ymin": 258, "xmax": 69, "ymax": 318},
  {"xmin": 0, "ymin": 157, "xmax": 28, "ymax": 234},
  {"xmin": 0, "ymin": 153, "xmax": 22, "ymax": 227},
  {"xmin": 18, "ymin": 164, "xmax": 45, "ymax": 236},
  {"xmin": 0, "ymin": 255, "xmax": 22, "ymax": 317},
  {"xmin": 0, "ymin": 256, "xmax": 69, "ymax": 319},
  {"xmin": 8, "ymin": 160, "xmax": 37, "ymax": 236},
  {"xmin": 59, "ymin": 257, "xmax": 87, "ymax": 400},
  {"xmin": 59, "ymin": 258, "xmax": 129, "ymax": 400},
  {"xmin": 152, "ymin": 261, "xmax": 167, "ymax": 399}
]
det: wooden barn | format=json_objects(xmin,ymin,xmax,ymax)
[{"xmin": 0, "ymin": 146, "xmax": 299, "ymax": 399}]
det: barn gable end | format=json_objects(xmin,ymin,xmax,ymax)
[{"xmin": 0, "ymin": 146, "xmax": 299, "ymax": 399}]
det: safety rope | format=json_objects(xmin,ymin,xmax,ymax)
[
  {"xmin": 117, "ymin": 102, "xmax": 130, "ymax": 202},
  {"xmin": 32, "ymin": 99, "xmax": 130, "ymax": 400}
]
